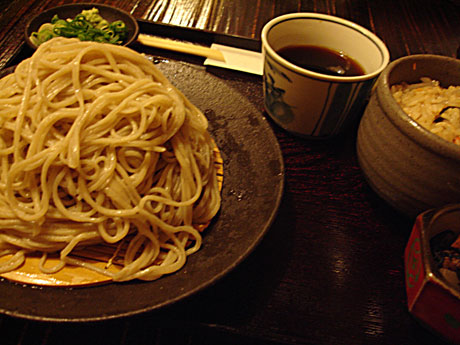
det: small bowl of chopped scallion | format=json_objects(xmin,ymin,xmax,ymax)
[{"xmin": 25, "ymin": 3, "xmax": 139, "ymax": 49}]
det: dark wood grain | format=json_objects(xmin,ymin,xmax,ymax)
[{"xmin": 0, "ymin": 0, "xmax": 459, "ymax": 344}]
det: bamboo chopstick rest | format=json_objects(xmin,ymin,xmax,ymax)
[{"xmin": 137, "ymin": 34, "xmax": 226, "ymax": 62}]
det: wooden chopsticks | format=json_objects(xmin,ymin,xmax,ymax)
[{"xmin": 137, "ymin": 34, "xmax": 226, "ymax": 62}]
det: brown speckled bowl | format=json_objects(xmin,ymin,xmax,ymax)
[{"xmin": 356, "ymin": 54, "xmax": 460, "ymax": 218}]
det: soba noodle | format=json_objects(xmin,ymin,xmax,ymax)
[{"xmin": 0, "ymin": 37, "xmax": 221, "ymax": 282}]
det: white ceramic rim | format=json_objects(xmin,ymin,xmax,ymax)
[{"xmin": 261, "ymin": 12, "xmax": 390, "ymax": 82}]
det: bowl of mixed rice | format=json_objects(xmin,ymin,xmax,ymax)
[{"xmin": 356, "ymin": 54, "xmax": 460, "ymax": 218}]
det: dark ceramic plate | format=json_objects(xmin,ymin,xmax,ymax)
[
  {"xmin": 24, "ymin": 3, "xmax": 139, "ymax": 49},
  {"xmin": 0, "ymin": 60, "xmax": 284, "ymax": 321}
]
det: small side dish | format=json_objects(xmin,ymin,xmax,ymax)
[
  {"xmin": 24, "ymin": 3, "xmax": 139, "ymax": 49},
  {"xmin": 29, "ymin": 8, "xmax": 128, "ymax": 46},
  {"xmin": 405, "ymin": 205, "xmax": 460, "ymax": 344}
]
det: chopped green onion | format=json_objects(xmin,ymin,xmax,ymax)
[{"xmin": 29, "ymin": 8, "xmax": 129, "ymax": 46}]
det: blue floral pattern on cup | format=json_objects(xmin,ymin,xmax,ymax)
[{"xmin": 264, "ymin": 59, "xmax": 295, "ymax": 124}]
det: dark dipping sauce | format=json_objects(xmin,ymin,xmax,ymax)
[{"xmin": 276, "ymin": 45, "xmax": 365, "ymax": 77}]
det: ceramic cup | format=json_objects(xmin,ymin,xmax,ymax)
[{"xmin": 261, "ymin": 13, "xmax": 390, "ymax": 138}]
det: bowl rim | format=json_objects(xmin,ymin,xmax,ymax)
[
  {"xmin": 377, "ymin": 54, "xmax": 460, "ymax": 161},
  {"xmin": 422, "ymin": 204, "xmax": 460, "ymax": 299},
  {"xmin": 24, "ymin": 2, "xmax": 139, "ymax": 50}
]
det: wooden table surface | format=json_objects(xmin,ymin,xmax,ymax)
[{"xmin": 1, "ymin": 0, "xmax": 459, "ymax": 344}]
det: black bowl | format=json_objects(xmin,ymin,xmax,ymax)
[{"xmin": 24, "ymin": 3, "xmax": 139, "ymax": 49}]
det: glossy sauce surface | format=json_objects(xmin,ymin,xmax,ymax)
[{"xmin": 276, "ymin": 45, "xmax": 365, "ymax": 76}]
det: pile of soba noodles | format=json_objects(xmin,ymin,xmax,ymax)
[
  {"xmin": 0, "ymin": 37, "xmax": 221, "ymax": 281},
  {"xmin": 391, "ymin": 78, "xmax": 460, "ymax": 145}
]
